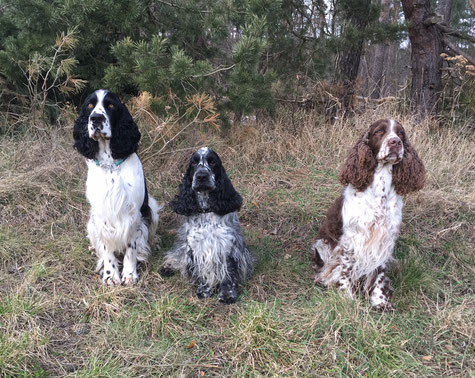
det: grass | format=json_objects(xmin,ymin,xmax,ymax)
[{"xmin": 0, "ymin": 106, "xmax": 473, "ymax": 376}]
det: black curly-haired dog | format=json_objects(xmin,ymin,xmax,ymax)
[
  {"xmin": 73, "ymin": 89, "xmax": 160, "ymax": 286},
  {"xmin": 161, "ymin": 147, "xmax": 254, "ymax": 304}
]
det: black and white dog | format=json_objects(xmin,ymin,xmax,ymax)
[
  {"xmin": 73, "ymin": 89, "xmax": 160, "ymax": 285},
  {"xmin": 161, "ymin": 147, "xmax": 253, "ymax": 304}
]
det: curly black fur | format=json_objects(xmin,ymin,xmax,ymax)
[
  {"xmin": 109, "ymin": 102, "xmax": 140, "ymax": 159},
  {"xmin": 73, "ymin": 111, "xmax": 99, "ymax": 160},
  {"xmin": 170, "ymin": 164, "xmax": 201, "ymax": 216},
  {"xmin": 208, "ymin": 164, "xmax": 242, "ymax": 215},
  {"xmin": 171, "ymin": 149, "xmax": 242, "ymax": 216}
]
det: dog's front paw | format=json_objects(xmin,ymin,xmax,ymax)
[
  {"xmin": 103, "ymin": 268, "xmax": 121, "ymax": 286},
  {"xmin": 196, "ymin": 284, "xmax": 213, "ymax": 299},
  {"xmin": 218, "ymin": 284, "xmax": 238, "ymax": 305},
  {"xmin": 372, "ymin": 302, "xmax": 395, "ymax": 312},
  {"xmin": 121, "ymin": 271, "xmax": 138, "ymax": 286}
]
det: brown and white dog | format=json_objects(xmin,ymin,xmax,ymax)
[{"xmin": 312, "ymin": 119, "xmax": 425, "ymax": 311}]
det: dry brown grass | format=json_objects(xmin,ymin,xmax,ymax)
[{"xmin": 0, "ymin": 105, "xmax": 473, "ymax": 376}]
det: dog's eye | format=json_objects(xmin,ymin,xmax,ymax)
[
  {"xmin": 108, "ymin": 104, "xmax": 115, "ymax": 109},
  {"xmin": 88, "ymin": 103, "xmax": 94, "ymax": 109},
  {"xmin": 376, "ymin": 129, "xmax": 384, "ymax": 135},
  {"xmin": 191, "ymin": 161, "xmax": 197, "ymax": 167},
  {"xmin": 208, "ymin": 160, "xmax": 216, "ymax": 167},
  {"xmin": 397, "ymin": 130, "xmax": 404, "ymax": 137}
]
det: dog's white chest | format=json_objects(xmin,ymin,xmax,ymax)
[
  {"xmin": 85, "ymin": 154, "xmax": 145, "ymax": 224},
  {"xmin": 341, "ymin": 166, "xmax": 403, "ymax": 276},
  {"xmin": 87, "ymin": 165, "xmax": 127, "ymax": 215},
  {"xmin": 186, "ymin": 213, "xmax": 235, "ymax": 255},
  {"xmin": 184, "ymin": 212, "xmax": 238, "ymax": 284}
]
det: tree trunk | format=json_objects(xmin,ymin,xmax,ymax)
[
  {"xmin": 402, "ymin": 0, "xmax": 443, "ymax": 118},
  {"xmin": 436, "ymin": 0, "xmax": 453, "ymax": 23},
  {"xmin": 334, "ymin": 0, "xmax": 372, "ymax": 113},
  {"xmin": 370, "ymin": 0, "xmax": 391, "ymax": 99},
  {"xmin": 385, "ymin": 0, "xmax": 401, "ymax": 96}
]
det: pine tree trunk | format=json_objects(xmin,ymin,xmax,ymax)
[
  {"xmin": 402, "ymin": 0, "xmax": 443, "ymax": 118},
  {"xmin": 371, "ymin": 0, "xmax": 391, "ymax": 99},
  {"xmin": 334, "ymin": 0, "xmax": 372, "ymax": 113},
  {"xmin": 436, "ymin": 0, "xmax": 453, "ymax": 23},
  {"xmin": 385, "ymin": 39, "xmax": 398, "ymax": 96},
  {"xmin": 386, "ymin": 1, "xmax": 401, "ymax": 97},
  {"xmin": 371, "ymin": 42, "xmax": 389, "ymax": 98}
]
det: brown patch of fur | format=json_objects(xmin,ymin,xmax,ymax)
[
  {"xmin": 392, "ymin": 140, "xmax": 426, "ymax": 195},
  {"xmin": 315, "ymin": 195, "xmax": 344, "ymax": 255},
  {"xmin": 312, "ymin": 195, "xmax": 343, "ymax": 270},
  {"xmin": 339, "ymin": 131, "xmax": 377, "ymax": 191}
]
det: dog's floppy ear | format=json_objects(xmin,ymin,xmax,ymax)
[
  {"xmin": 209, "ymin": 165, "xmax": 243, "ymax": 215},
  {"xmin": 339, "ymin": 130, "xmax": 377, "ymax": 191},
  {"xmin": 170, "ymin": 164, "xmax": 200, "ymax": 216},
  {"xmin": 392, "ymin": 139, "xmax": 426, "ymax": 195},
  {"xmin": 73, "ymin": 106, "xmax": 98, "ymax": 159},
  {"xmin": 110, "ymin": 102, "xmax": 141, "ymax": 160}
]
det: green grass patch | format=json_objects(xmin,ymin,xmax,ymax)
[
  {"xmin": 247, "ymin": 233, "xmax": 282, "ymax": 273},
  {"xmin": 0, "ymin": 293, "xmax": 44, "ymax": 318},
  {"xmin": 73, "ymin": 356, "xmax": 124, "ymax": 378},
  {"xmin": 0, "ymin": 227, "xmax": 31, "ymax": 261},
  {"xmin": 225, "ymin": 300, "xmax": 305, "ymax": 373}
]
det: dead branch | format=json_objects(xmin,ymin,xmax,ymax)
[
  {"xmin": 355, "ymin": 95, "xmax": 400, "ymax": 104},
  {"xmin": 443, "ymin": 38, "xmax": 475, "ymax": 66}
]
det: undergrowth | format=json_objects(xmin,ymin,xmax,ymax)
[{"xmin": 0, "ymin": 106, "xmax": 473, "ymax": 376}]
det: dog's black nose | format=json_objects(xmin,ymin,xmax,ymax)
[
  {"xmin": 196, "ymin": 171, "xmax": 208, "ymax": 182},
  {"xmin": 90, "ymin": 113, "xmax": 105, "ymax": 128}
]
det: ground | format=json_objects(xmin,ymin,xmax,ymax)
[{"xmin": 0, "ymin": 107, "xmax": 473, "ymax": 377}]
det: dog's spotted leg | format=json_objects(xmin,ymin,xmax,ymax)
[
  {"xmin": 101, "ymin": 246, "xmax": 121, "ymax": 286},
  {"xmin": 367, "ymin": 266, "xmax": 394, "ymax": 312},
  {"xmin": 122, "ymin": 241, "xmax": 139, "ymax": 285},
  {"xmin": 336, "ymin": 273, "xmax": 354, "ymax": 299},
  {"xmin": 336, "ymin": 254, "xmax": 355, "ymax": 299}
]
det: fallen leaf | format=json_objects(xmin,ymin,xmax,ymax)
[
  {"xmin": 422, "ymin": 355, "xmax": 432, "ymax": 361},
  {"xmin": 200, "ymin": 371, "xmax": 205, "ymax": 376},
  {"xmin": 187, "ymin": 339, "xmax": 196, "ymax": 349},
  {"xmin": 251, "ymin": 200, "xmax": 259, "ymax": 208}
]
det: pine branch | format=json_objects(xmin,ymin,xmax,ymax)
[
  {"xmin": 154, "ymin": 0, "xmax": 211, "ymax": 14},
  {"xmin": 154, "ymin": 0, "xmax": 247, "ymax": 15},
  {"xmin": 443, "ymin": 38, "xmax": 475, "ymax": 66},
  {"xmin": 424, "ymin": 16, "xmax": 475, "ymax": 43},
  {"xmin": 437, "ymin": 24, "xmax": 475, "ymax": 43}
]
